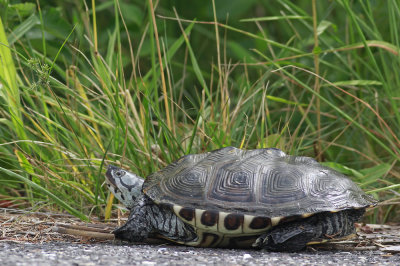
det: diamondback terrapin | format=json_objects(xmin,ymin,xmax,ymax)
[{"xmin": 105, "ymin": 147, "xmax": 376, "ymax": 251}]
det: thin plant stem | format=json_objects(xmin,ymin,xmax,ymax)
[
  {"xmin": 312, "ymin": 0, "xmax": 322, "ymax": 161},
  {"xmin": 148, "ymin": 0, "xmax": 172, "ymax": 131}
]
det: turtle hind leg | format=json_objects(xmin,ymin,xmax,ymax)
[
  {"xmin": 254, "ymin": 210, "xmax": 363, "ymax": 252},
  {"xmin": 253, "ymin": 220, "xmax": 316, "ymax": 252}
]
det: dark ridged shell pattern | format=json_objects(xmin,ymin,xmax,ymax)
[{"xmin": 143, "ymin": 147, "xmax": 376, "ymax": 217}]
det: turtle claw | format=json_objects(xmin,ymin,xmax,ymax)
[
  {"xmin": 252, "ymin": 236, "xmax": 263, "ymax": 248},
  {"xmin": 253, "ymin": 221, "xmax": 316, "ymax": 252},
  {"xmin": 113, "ymin": 215, "xmax": 150, "ymax": 243}
]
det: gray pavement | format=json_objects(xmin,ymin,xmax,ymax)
[{"xmin": 1, "ymin": 241, "xmax": 399, "ymax": 266}]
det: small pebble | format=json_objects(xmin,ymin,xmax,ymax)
[
  {"xmin": 142, "ymin": 261, "xmax": 156, "ymax": 265},
  {"xmin": 243, "ymin": 253, "xmax": 252, "ymax": 260},
  {"xmin": 157, "ymin": 247, "xmax": 168, "ymax": 253}
]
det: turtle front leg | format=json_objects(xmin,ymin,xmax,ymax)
[
  {"xmin": 113, "ymin": 194, "xmax": 154, "ymax": 242},
  {"xmin": 113, "ymin": 194, "xmax": 197, "ymax": 243}
]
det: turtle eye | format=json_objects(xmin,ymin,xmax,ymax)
[{"xmin": 115, "ymin": 170, "xmax": 124, "ymax": 177}]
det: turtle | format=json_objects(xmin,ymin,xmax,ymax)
[{"xmin": 105, "ymin": 147, "xmax": 377, "ymax": 251}]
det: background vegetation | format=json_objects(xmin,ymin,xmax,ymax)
[{"xmin": 0, "ymin": 0, "xmax": 399, "ymax": 223}]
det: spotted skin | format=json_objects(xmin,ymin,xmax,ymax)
[{"xmin": 106, "ymin": 165, "xmax": 144, "ymax": 209}]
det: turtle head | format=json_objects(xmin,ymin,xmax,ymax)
[{"xmin": 105, "ymin": 165, "xmax": 144, "ymax": 209}]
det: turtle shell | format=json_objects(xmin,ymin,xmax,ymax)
[{"xmin": 142, "ymin": 147, "xmax": 376, "ymax": 218}]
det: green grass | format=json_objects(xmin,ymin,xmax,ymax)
[{"xmin": 0, "ymin": 0, "xmax": 399, "ymax": 223}]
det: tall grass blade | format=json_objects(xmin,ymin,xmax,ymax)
[
  {"xmin": 0, "ymin": 17, "xmax": 28, "ymax": 151},
  {"xmin": 0, "ymin": 166, "xmax": 88, "ymax": 221}
]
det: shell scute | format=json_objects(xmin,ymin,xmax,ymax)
[{"xmin": 143, "ymin": 147, "xmax": 377, "ymax": 218}]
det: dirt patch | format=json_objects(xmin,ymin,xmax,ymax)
[{"xmin": 0, "ymin": 208, "xmax": 116, "ymax": 244}]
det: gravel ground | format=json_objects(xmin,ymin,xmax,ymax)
[
  {"xmin": 1, "ymin": 209, "xmax": 400, "ymax": 265},
  {"xmin": 1, "ymin": 241, "xmax": 399, "ymax": 266}
]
